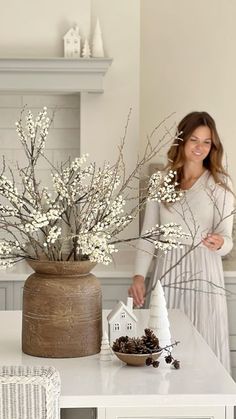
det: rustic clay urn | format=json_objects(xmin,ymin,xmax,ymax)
[{"xmin": 22, "ymin": 259, "xmax": 102, "ymax": 358}]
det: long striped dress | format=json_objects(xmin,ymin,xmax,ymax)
[{"xmin": 134, "ymin": 170, "xmax": 234, "ymax": 371}]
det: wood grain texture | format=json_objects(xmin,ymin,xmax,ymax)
[{"xmin": 22, "ymin": 260, "xmax": 102, "ymax": 358}]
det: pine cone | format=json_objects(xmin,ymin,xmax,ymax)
[
  {"xmin": 145, "ymin": 342, "xmax": 157, "ymax": 352},
  {"xmin": 112, "ymin": 336, "xmax": 129, "ymax": 352},
  {"xmin": 165, "ymin": 354, "xmax": 173, "ymax": 364},
  {"xmin": 142, "ymin": 328, "xmax": 160, "ymax": 351},
  {"xmin": 145, "ymin": 357, "xmax": 153, "ymax": 366},
  {"xmin": 135, "ymin": 338, "xmax": 147, "ymax": 353},
  {"xmin": 152, "ymin": 360, "xmax": 160, "ymax": 368},
  {"xmin": 112, "ymin": 340, "xmax": 121, "ymax": 352},
  {"xmin": 121, "ymin": 341, "xmax": 131, "ymax": 353},
  {"xmin": 125, "ymin": 340, "xmax": 136, "ymax": 354},
  {"xmin": 119, "ymin": 336, "xmax": 129, "ymax": 343},
  {"xmin": 172, "ymin": 359, "xmax": 180, "ymax": 369},
  {"xmin": 112, "ymin": 329, "xmax": 161, "ymax": 355}
]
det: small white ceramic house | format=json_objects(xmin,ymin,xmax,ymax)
[
  {"xmin": 107, "ymin": 297, "xmax": 138, "ymax": 345},
  {"xmin": 63, "ymin": 25, "xmax": 81, "ymax": 58}
]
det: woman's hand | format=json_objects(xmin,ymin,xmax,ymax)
[
  {"xmin": 128, "ymin": 275, "xmax": 146, "ymax": 308},
  {"xmin": 202, "ymin": 233, "xmax": 224, "ymax": 251}
]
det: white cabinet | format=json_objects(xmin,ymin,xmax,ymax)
[
  {"xmin": 100, "ymin": 278, "xmax": 131, "ymax": 309},
  {"xmin": 103, "ymin": 406, "xmax": 227, "ymax": 419},
  {"xmin": 0, "ymin": 282, "xmax": 13, "ymax": 310},
  {"xmin": 0, "ymin": 281, "xmax": 24, "ymax": 311},
  {"xmin": 13, "ymin": 281, "xmax": 24, "ymax": 310},
  {"xmin": 225, "ymin": 275, "xmax": 236, "ymax": 381}
]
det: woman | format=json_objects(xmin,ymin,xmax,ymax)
[{"xmin": 129, "ymin": 111, "xmax": 235, "ymax": 371}]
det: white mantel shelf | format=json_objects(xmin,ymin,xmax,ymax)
[{"xmin": 0, "ymin": 57, "xmax": 113, "ymax": 93}]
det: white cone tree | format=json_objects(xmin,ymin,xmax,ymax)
[
  {"xmin": 148, "ymin": 280, "xmax": 171, "ymax": 348},
  {"xmin": 82, "ymin": 38, "xmax": 91, "ymax": 58},
  {"xmin": 100, "ymin": 331, "xmax": 113, "ymax": 361},
  {"xmin": 92, "ymin": 18, "xmax": 105, "ymax": 57}
]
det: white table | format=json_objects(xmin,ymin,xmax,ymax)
[{"xmin": 0, "ymin": 309, "xmax": 236, "ymax": 419}]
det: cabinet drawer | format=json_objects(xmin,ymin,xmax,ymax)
[
  {"xmin": 0, "ymin": 282, "xmax": 13, "ymax": 310},
  {"xmin": 13, "ymin": 281, "xmax": 24, "ymax": 310},
  {"xmin": 226, "ymin": 283, "xmax": 236, "ymax": 336},
  {"xmin": 229, "ymin": 335, "xmax": 236, "ymax": 351},
  {"xmin": 230, "ymin": 351, "xmax": 236, "ymax": 367},
  {"xmin": 104, "ymin": 406, "xmax": 226, "ymax": 419}
]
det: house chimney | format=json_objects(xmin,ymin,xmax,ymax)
[{"xmin": 127, "ymin": 297, "xmax": 133, "ymax": 311}]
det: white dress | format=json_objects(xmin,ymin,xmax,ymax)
[{"xmin": 134, "ymin": 170, "xmax": 234, "ymax": 371}]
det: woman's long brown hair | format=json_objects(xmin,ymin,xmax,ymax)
[{"xmin": 165, "ymin": 111, "xmax": 231, "ymax": 191}]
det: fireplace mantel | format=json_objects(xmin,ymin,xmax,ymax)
[{"xmin": 0, "ymin": 57, "xmax": 112, "ymax": 93}]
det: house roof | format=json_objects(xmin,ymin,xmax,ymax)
[
  {"xmin": 107, "ymin": 301, "xmax": 138, "ymax": 323},
  {"xmin": 63, "ymin": 27, "xmax": 80, "ymax": 39}
]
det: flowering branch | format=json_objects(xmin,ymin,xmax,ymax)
[{"xmin": 0, "ymin": 107, "xmax": 185, "ymax": 268}]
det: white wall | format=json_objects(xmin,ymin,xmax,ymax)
[
  {"xmin": 141, "ymin": 0, "xmax": 236, "ymax": 187},
  {"xmin": 0, "ymin": 0, "xmax": 91, "ymax": 56},
  {"xmin": 80, "ymin": 0, "xmax": 140, "ymax": 237},
  {"xmin": 81, "ymin": 0, "xmax": 140, "ymax": 168}
]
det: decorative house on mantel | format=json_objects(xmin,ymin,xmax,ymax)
[
  {"xmin": 107, "ymin": 297, "xmax": 137, "ymax": 345},
  {"xmin": 63, "ymin": 24, "xmax": 81, "ymax": 57}
]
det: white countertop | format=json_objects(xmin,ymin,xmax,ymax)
[{"xmin": 0, "ymin": 309, "xmax": 235, "ymax": 408}]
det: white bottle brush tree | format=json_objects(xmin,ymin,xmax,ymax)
[
  {"xmin": 100, "ymin": 331, "xmax": 113, "ymax": 361},
  {"xmin": 82, "ymin": 38, "xmax": 91, "ymax": 58},
  {"xmin": 148, "ymin": 280, "xmax": 171, "ymax": 348},
  {"xmin": 92, "ymin": 18, "xmax": 105, "ymax": 57}
]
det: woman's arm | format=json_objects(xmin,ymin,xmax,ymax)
[
  {"xmin": 133, "ymin": 199, "xmax": 160, "ymax": 276},
  {"xmin": 129, "ymin": 199, "xmax": 159, "ymax": 306}
]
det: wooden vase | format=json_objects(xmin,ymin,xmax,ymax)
[{"xmin": 22, "ymin": 260, "xmax": 102, "ymax": 358}]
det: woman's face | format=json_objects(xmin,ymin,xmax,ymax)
[{"xmin": 184, "ymin": 125, "xmax": 212, "ymax": 164}]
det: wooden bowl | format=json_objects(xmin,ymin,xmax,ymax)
[{"xmin": 114, "ymin": 351, "xmax": 162, "ymax": 366}]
